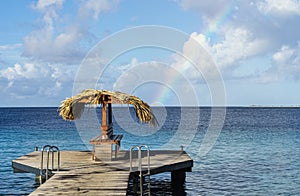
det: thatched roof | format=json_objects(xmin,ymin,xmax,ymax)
[{"xmin": 59, "ymin": 89, "xmax": 157, "ymax": 126}]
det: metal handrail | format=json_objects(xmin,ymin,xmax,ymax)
[
  {"xmin": 130, "ymin": 146, "xmax": 139, "ymax": 172},
  {"xmin": 130, "ymin": 145, "xmax": 151, "ymax": 196},
  {"xmin": 40, "ymin": 145, "xmax": 51, "ymax": 183},
  {"xmin": 139, "ymin": 145, "xmax": 150, "ymax": 177},
  {"xmin": 40, "ymin": 145, "xmax": 60, "ymax": 184},
  {"xmin": 50, "ymin": 146, "xmax": 60, "ymax": 171}
]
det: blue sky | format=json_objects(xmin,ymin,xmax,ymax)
[{"xmin": 0, "ymin": 0, "xmax": 300, "ymax": 106}]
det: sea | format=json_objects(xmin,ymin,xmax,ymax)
[{"xmin": 0, "ymin": 107, "xmax": 299, "ymax": 195}]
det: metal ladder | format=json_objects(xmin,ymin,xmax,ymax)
[
  {"xmin": 40, "ymin": 145, "xmax": 60, "ymax": 184},
  {"xmin": 130, "ymin": 145, "xmax": 151, "ymax": 196}
]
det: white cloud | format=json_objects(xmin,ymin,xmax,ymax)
[
  {"xmin": 111, "ymin": 28, "xmax": 269, "ymax": 87},
  {"xmin": 23, "ymin": 24, "xmax": 85, "ymax": 63},
  {"xmin": 178, "ymin": 28, "xmax": 268, "ymax": 78},
  {"xmin": 176, "ymin": 0, "xmax": 300, "ymax": 63},
  {"xmin": 23, "ymin": 0, "xmax": 85, "ymax": 63},
  {"xmin": 0, "ymin": 62, "xmax": 75, "ymax": 99},
  {"xmin": 171, "ymin": 32, "xmax": 214, "ymax": 82},
  {"xmin": 78, "ymin": 0, "xmax": 120, "ymax": 20},
  {"xmin": 178, "ymin": 0, "xmax": 233, "ymax": 18},
  {"xmin": 175, "ymin": 1, "xmax": 274, "ymax": 79},
  {"xmin": 0, "ymin": 44, "xmax": 22, "ymax": 51},
  {"xmin": 273, "ymin": 45, "xmax": 294, "ymax": 63},
  {"xmin": 0, "ymin": 44, "xmax": 23, "ymax": 65},
  {"xmin": 257, "ymin": 0, "xmax": 300, "ymax": 16},
  {"xmin": 272, "ymin": 45, "xmax": 300, "ymax": 80},
  {"xmin": 23, "ymin": 0, "xmax": 120, "ymax": 64},
  {"xmin": 32, "ymin": 0, "xmax": 64, "ymax": 26},
  {"xmin": 33, "ymin": 0, "xmax": 64, "ymax": 10},
  {"xmin": 260, "ymin": 44, "xmax": 300, "ymax": 82},
  {"xmin": 0, "ymin": 63, "xmax": 49, "ymax": 80},
  {"xmin": 211, "ymin": 27, "xmax": 269, "ymax": 67}
]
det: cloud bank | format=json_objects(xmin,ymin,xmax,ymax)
[{"xmin": 0, "ymin": 0, "xmax": 300, "ymax": 106}]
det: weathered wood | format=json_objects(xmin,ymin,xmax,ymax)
[
  {"xmin": 90, "ymin": 134, "xmax": 123, "ymax": 160},
  {"xmin": 90, "ymin": 134, "xmax": 123, "ymax": 144},
  {"xmin": 101, "ymin": 101, "xmax": 108, "ymax": 136},
  {"xmin": 12, "ymin": 150, "xmax": 193, "ymax": 195}
]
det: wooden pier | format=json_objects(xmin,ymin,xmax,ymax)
[{"xmin": 12, "ymin": 150, "xmax": 193, "ymax": 195}]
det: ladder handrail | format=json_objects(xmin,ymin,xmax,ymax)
[
  {"xmin": 40, "ymin": 145, "xmax": 60, "ymax": 184},
  {"xmin": 50, "ymin": 146, "xmax": 60, "ymax": 171},
  {"xmin": 40, "ymin": 145, "xmax": 51, "ymax": 181},
  {"xmin": 130, "ymin": 146, "xmax": 139, "ymax": 172},
  {"xmin": 139, "ymin": 145, "xmax": 150, "ymax": 176},
  {"xmin": 130, "ymin": 145, "xmax": 151, "ymax": 196}
]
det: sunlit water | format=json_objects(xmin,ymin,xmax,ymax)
[{"xmin": 0, "ymin": 107, "xmax": 299, "ymax": 195}]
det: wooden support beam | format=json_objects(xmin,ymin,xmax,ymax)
[
  {"xmin": 101, "ymin": 102, "xmax": 108, "ymax": 139},
  {"xmin": 108, "ymin": 102, "xmax": 112, "ymax": 125},
  {"xmin": 171, "ymin": 169, "xmax": 187, "ymax": 195},
  {"xmin": 171, "ymin": 169, "xmax": 186, "ymax": 185},
  {"xmin": 101, "ymin": 95, "xmax": 113, "ymax": 140}
]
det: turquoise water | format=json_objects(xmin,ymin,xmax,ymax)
[{"xmin": 0, "ymin": 107, "xmax": 299, "ymax": 195}]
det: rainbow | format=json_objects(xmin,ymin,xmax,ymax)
[
  {"xmin": 204, "ymin": 2, "xmax": 236, "ymax": 39},
  {"xmin": 151, "ymin": 61, "xmax": 193, "ymax": 106},
  {"xmin": 148, "ymin": 3, "xmax": 236, "ymax": 106}
]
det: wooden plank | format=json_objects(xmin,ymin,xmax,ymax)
[
  {"xmin": 90, "ymin": 134, "xmax": 123, "ymax": 144},
  {"xmin": 29, "ymin": 169, "xmax": 130, "ymax": 196}
]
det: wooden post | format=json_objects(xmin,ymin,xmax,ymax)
[
  {"xmin": 92, "ymin": 144, "xmax": 95, "ymax": 160},
  {"xmin": 108, "ymin": 102, "xmax": 112, "ymax": 125},
  {"xmin": 171, "ymin": 169, "xmax": 186, "ymax": 195},
  {"xmin": 101, "ymin": 102, "xmax": 108, "ymax": 139},
  {"xmin": 171, "ymin": 169, "xmax": 186, "ymax": 185}
]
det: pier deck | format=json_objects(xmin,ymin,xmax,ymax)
[{"xmin": 12, "ymin": 150, "xmax": 193, "ymax": 195}]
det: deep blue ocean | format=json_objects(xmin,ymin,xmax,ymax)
[{"xmin": 0, "ymin": 107, "xmax": 299, "ymax": 195}]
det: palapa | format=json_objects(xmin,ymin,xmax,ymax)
[{"xmin": 59, "ymin": 89, "xmax": 157, "ymax": 126}]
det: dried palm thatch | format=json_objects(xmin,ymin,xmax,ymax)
[{"xmin": 59, "ymin": 89, "xmax": 158, "ymax": 126}]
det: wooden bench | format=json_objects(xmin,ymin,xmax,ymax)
[{"xmin": 90, "ymin": 134, "xmax": 123, "ymax": 160}]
